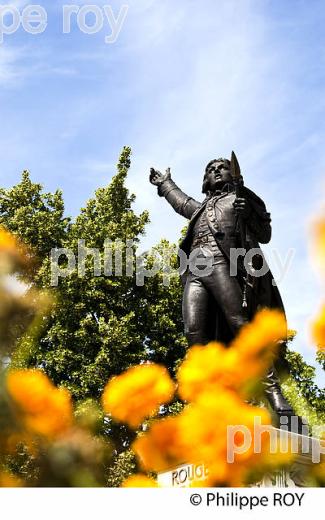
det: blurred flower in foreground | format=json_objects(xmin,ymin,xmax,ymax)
[
  {"xmin": 0, "ymin": 226, "xmax": 27, "ymax": 273},
  {"xmin": 42, "ymin": 430, "xmax": 111, "ymax": 487},
  {"xmin": 178, "ymin": 309, "xmax": 287, "ymax": 401},
  {"xmin": 311, "ymin": 217, "xmax": 325, "ymax": 351},
  {"xmin": 312, "ymin": 305, "xmax": 325, "ymax": 351},
  {"xmin": 102, "ymin": 363, "xmax": 175, "ymax": 428},
  {"xmin": 133, "ymin": 416, "xmax": 185, "ymax": 473},
  {"xmin": 129, "ymin": 309, "xmax": 292, "ymax": 487},
  {"xmin": 133, "ymin": 388, "xmax": 292, "ymax": 487},
  {"xmin": 0, "ymin": 227, "xmax": 21, "ymax": 255},
  {"xmin": 314, "ymin": 218, "xmax": 325, "ymax": 262},
  {"xmin": 0, "ymin": 471, "xmax": 23, "ymax": 487},
  {"xmin": 122, "ymin": 474, "xmax": 158, "ymax": 487},
  {"xmin": 7, "ymin": 369, "xmax": 72, "ymax": 438},
  {"xmin": 178, "ymin": 391, "xmax": 292, "ymax": 486}
]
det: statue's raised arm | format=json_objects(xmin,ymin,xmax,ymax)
[{"xmin": 149, "ymin": 167, "xmax": 200, "ymax": 219}]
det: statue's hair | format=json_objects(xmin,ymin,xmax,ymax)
[{"xmin": 205, "ymin": 158, "xmax": 230, "ymax": 173}]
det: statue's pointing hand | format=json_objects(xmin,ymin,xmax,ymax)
[{"xmin": 149, "ymin": 167, "xmax": 171, "ymax": 186}]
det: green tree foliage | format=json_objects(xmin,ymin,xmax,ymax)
[
  {"xmin": 0, "ymin": 147, "xmax": 188, "ymax": 482},
  {"xmin": 0, "ymin": 171, "xmax": 70, "ymax": 282},
  {"xmin": 283, "ymin": 342, "xmax": 325, "ymax": 428},
  {"xmin": 0, "ymin": 148, "xmax": 185, "ymax": 401}
]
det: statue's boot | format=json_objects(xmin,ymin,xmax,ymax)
[
  {"xmin": 186, "ymin": 331, "xmax": 209, "ymax": 348},
  {"xmin": 263, "ymin": 367, "xmax": 308, "ymax": 436}
]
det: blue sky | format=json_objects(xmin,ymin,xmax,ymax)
[{"xmin": 0, "ymin": 0, "xmax": 325, "ymax": 376}]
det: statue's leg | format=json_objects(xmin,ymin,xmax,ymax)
[
  {"xmin": 263, "ymin": 365, "xmax": 307, "ymax": 434},
  {"xmin": 199, "ymin": 258, "xmax": 306, "ymax": 430},
  {"xmin": 201, "ymin": 256, "xmax": 247, "ymax": 334},
  {"xmin": 182, "ymin": 273, "xmax": 211, "ymax": 347},
  {"xmin": 264, "ymin": 365, "xmax": 294, "ymax": 414}
]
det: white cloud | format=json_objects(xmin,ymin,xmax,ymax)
[{"xmin": 0, "ymin": 46, "xmax": 23, "ymax": 86}]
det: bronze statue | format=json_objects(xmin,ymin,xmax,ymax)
[{"xmin": 149, "ymin": 154, "xmax": 299, "ymax": 426}]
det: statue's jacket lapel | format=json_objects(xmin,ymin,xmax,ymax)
[{"xmin": 179, "ymin": 192, "xmax": 238, "ymax": 261}]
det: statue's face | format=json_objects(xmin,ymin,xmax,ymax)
[{"xmin": 203, "ymin": 160, "xmax": 232, "ymax": 192}]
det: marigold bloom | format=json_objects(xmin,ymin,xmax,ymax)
[
  {"xmin": 231, "ymin": 308, "xmax": 287, "ymax": 358},
  {"xmin": 0, "ymin": 227, "xmax": 19, "ymax": 253},
  {"xmin": 0, "ymin": 471, "xmax": 23, "ymax": 487},
  {"xmin": 177, "ymin": 342, "xmax": 240, "ymax": 401},
  {"xmin": 0, "ymin": 226, "xmax": 27, "ymax": 270},
  {"xmin": 178, "ymin": 390, "xmax": 272, "ymax": 484},
  {"xmin": 133, "ymin": 416, "xmax": 186, "ymax": 472},
  {"xmin": 314, "ymin": 219, "xmax": 325, "ymax": 261},
  {"xmin": 312, "ymin": 305, "xmax": 325, "ymax": 351},
  {"xmin": 131, "ymin": 387, "xmax": 289, "ymax": 486},
  {"xmin": 183, "ymin": 391, "xmax": 292, "ymax": 486},
  {"xmin": 102, "ymin": 363, "xmax": 175, "ymax": 428},
  {"xmin": 178, "ymin": 309, "xmax": 287, "ymax": 401},
  {"xmin": 7, "ymin": 369, "xmax": 72, "ymax": 438},
  {"xmin": 122, "ymin": 474, "xmax": 158, "ymax": 487}
]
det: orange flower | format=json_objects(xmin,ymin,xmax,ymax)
[
  {"xmin": 178, "ymin": 309, "xmax": 287, "ymax": 401},
  {"xmin": 314, "ymin": 219, "xmax": 325, "ymax": 262},
  {"xmin": 7, "ymin": 369, "xmax": 72, "ymax": 438},
  {"xmin": 312, "ymin": 305, "xmax": 325, "ymax": 351},
  {"xmin": 102, "ymin": 363, "xmax": 175, "ymax": 428},
  {"xmin": 231, "ymin": 308, "xmax": 287, "ymax": 358},
  {"xmin": 0, "ymin": 226, "xmax": 27, "ymax": 270},
  {"xmin": 0, "ymin": 227, "xmax": 19, "ymax": 253},
  {"xmin": 0, "ymin": 471, "xmax": 23, "ymax": 487},
  {"xmin": 178, "ymin": 390, "xmax": 273, "ymax": 486},
  {"xmin": 131, "ymin": 386, "xmax": 289, "ymax": 487},
  {"xmin": 133, "ymin": 416, "xmax": 186, "ymax": 473},
  {"xmin": 122, "ymin": 474, "xmax": 158, "ymax": 487},
  {"xmin": 177, "ymin": 342, "xmax": 241, "ymax": 401}
]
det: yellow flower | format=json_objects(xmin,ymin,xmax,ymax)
[
  {"xmin": 0, "ymin": 471, "xmax": 23, "ymax": 487},
  {"xmin": 312, "ymin": 305, "xmax": 325, "ymax": 351},
  {"xmin": 132, "ymin": 416, "xmax": 186, "ymax": 473},
  {"xmin": 7, "ymin": 369, "xmax": 72, "ymax": 438},
  {"xmin": 177, "ymin": 342, "xmax": 240, "ymax": 401},
  {"xmin": 314, "ymin": 219, "xmax": 325, "ymax": 262},
  {"xmin": 0, "ymin": 227, "xmax": 19, "ymax": 253},
  {"xmin": 102, "ymin": 363, "xmax": 176, "ymax": 428},
  {"xmin": 0, "ymin": 226, "xmax": 28, "ymax": 271},
  {"xmin": 183, "ymin": 391, "xmax": 292, "ymax": 487},
  {"xmin": 132, "ymin": 386, "xmax": 288, "ymax": 487},
  {"xmin": 130, "ymin": 309, "xmax": 290, "ymax": 486},
  {"xmin": 231, "ymin": 308, "xmax": 287, "ymax": 358},
  {"xmin": 178, "ymin": 390, "xmax": 272, "ymax": 484},
  {"xmin": 122, "ymin": 474, "xmax": 158, "ymax": 487},
  {"xmin": 178, "ymin": 309, "xmax": 287, "ymax": 401}
]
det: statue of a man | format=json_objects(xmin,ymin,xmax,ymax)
[{"xmin": 150, "ymin": 157, "xmax": 296, "ymax": 423}]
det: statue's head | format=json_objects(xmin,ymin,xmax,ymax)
[{"xmin": 201, "ymin": 158, "xmax": 232, "ymax": 194}]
